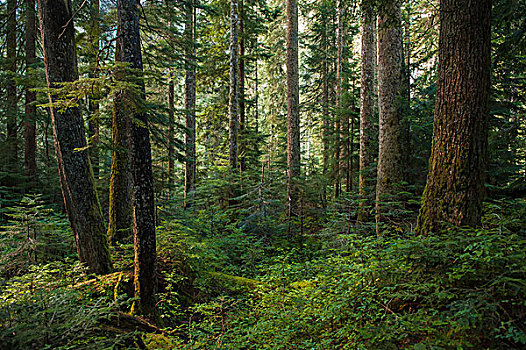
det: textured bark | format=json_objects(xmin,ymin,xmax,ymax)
[
  {"xmin": 184, "ymin": 0, "xmax": 196, "ymax": 206},
  {"xmin": 416, "ymin": 0, "xmax": 492, "ymax": 234},
  {"xmin": 38, "ymin": 0, "xmax": 112, "ymax": 274},
  {"xmin": 321, "ymin": 21, "xmax": 329, "ymax": 206},
  {"xmin": 168, "ymin": 72, "xmax": 175, "ymax": 188},
  {"xmin": 88, "ymin": 0, "xmax": 101, "ymax": 177},
  {"xmin": 25, "ymin": 0, "xmax": 37, "ymax": 180},
  {"xmin": 358, "ymin": 0, "xmax": 377, "ymax": 222},
  {"xmin": 6, "ymin": 0, "xmax": 18, "ymax": 166},
  {"xmin": 228, "ymin": 0, "xmax": 239, "ymax": 172},
  {"xmin": 239, "ymin": 0, "xmax": 246, "ymax": 172},
  {"xmin": 116, "ymin": 0, "xmax": 157, "ymax": 315},
  {"xmin": 376, "ymin": 0, "xmax": 404, "ymax": 227},
  {"xmin": 286, "ymin": 0, "xmax": 300, "ymax": 220},
  {"xmin": 108, "ymin": 92, "xmax": 133, "ymax": 244}
]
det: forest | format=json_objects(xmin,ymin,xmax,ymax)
[{"xmin": 0, "ymin": 0, "xmax": 525, "ymax": 348}]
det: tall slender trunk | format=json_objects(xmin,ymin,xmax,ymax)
[
  {"xmin": 168, "ymin": 72, "xmax": 175, "ymax": 191},
  {"xmin": 416, "ymin": 0, "xmax": 492, "ymax": 234},
  {"xmin": 116, "ymin": 0, "xmax": 157, "ymax": 315},
  {"xmin": 6, "ymin": 0, "xmax": 18, "ymax": 166},
  {"xmin": 184, "ymin": 0, "xmax": 196, "ymax": 206},
  {"xmin": 229, "ymin": 0, "xmax": 239, "ymax": 172},
  {"xmin": 401, "ymin": 2, "xmax": 411, "ymax": 182},
  {"xmin": 108, "ymin": 7, "xmax": 133, "ymax": 245},
  {"xmin": 88, "ymin": 0, "xmax": 101, "ymax": 177},
  {"xmin": 376, "ymin": 0, "xmax": 404, "ymax": 231},
  {"xmin": 286, "ymin": 0, "xmax": 300, "ymax": 222},
  {"xmin": 38, "ymin": 0, "xmax": 112, "ymax": 274},
  {"xmin": 239, "ymin": 0, "xmax": 246, "ymax": 173},
  {"xmin": 25, "ymin": 0, "xmax": 37, "ymax": 180},
  {"xmin": 108, "ymin": 82, "xmax": 133, "ymax": 245},
  {"xmin": 358, "ymin": 0, "xmax": 377, "ymax": 222},
  {"xmin": 322, "ymin": 20, "xmax": 329, "ymax": 206}
]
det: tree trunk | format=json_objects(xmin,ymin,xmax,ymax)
[
  {"xmin": 108, "ymin": 87, "xmax": 133, "ymax": 245},
  {"xmin": 6, "ymin": 0, "xmax": 18, "ymax": 166},
  {"xmin": 239, "ymin": 0, "xmax": 246, "ymax": 173},
  {"xmin": 358, "ymin": 0, "xmax": 377, "ymax": 222},
  {"xmin": 88, "ymin": 0, "xmax": 101, "ymax": 178},
  {"xmin": 286, "ymin": 0, "xmax": 300, "ymax": 222},
  {"xmin": 376, "ymin": 0, "xmax": 404, "ymax": 230},
  {"xmin": 184, "ymin": 0, "xmax": 196, "ymax": 206},
  {"xmin": 38, "ymin": 0, "xmax": 112, "ymax": 274},
  {"xmin": 116, "ymin": 0, "xmax": 157, "ymax": 315},
  {"xmin": 168, "ymin": 72, "xmax": 175, "ymax": 191},
  {"xmin": 229, "ymin": 0, "xmax": 239, "ymax": 172},
  {"xmin": 416, "ymin": 0, "xmax": 492, "ymax": 234},
  {"xmin": 25, "ymin": 0, "xmax": 37, "ymax": 180},
  {"xmin": 321, "ymin": 20, "xmax": 329, "ymax": 206}
]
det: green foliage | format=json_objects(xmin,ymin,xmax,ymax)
[
  {"xmin": 0, "ymin": 195, "xmax": 75, "ymax": 277},
  {"xmin": 177, "ymin": 200, "xmax": 526, "ymax": 349},
  {"xmin": 0, "ymin": 261, "xmax": 138, "ymax": 350}
]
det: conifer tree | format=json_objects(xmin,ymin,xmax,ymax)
[
  {"xmin": 287, "ymin": 0, "xmax": 300, "ymax": 222},
  {"xmin": 38, "ymin": 0, "xmax": 112, "ymax": 274},
  {"xmin": 416, "ymin": 0, "xmax": 492, "ymax": 233}
]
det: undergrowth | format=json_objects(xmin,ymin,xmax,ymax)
[{"xmin": 0, "ymin": 197, "xmax": 525, "ymax": 349}]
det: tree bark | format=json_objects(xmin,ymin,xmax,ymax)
[
  {"xmin": 321, "ymin": 20, "xmax": 330, "ymax": 206},
  {"xmin": 38, "ymin": 0, "xmax": 112, "ymax": 274},
  {"xmin": 416, "ymin": 0, "xmax": 492, "ymax": 234},
  {"xmin": 168, "ymin": 72, "xmax": 175, "ymax": 190},
  {"xmin": 239, "ymin": 0, "xmax": 246, "ymax": 172},
  {"xmin": 108, "ymin": 88, "xmax": 133, "ymax": 245},
  {"xmin": 184, "ymin": 0, "xmax": 196, "ymax": 206},
  {"xmin": 376, "ymin": 0, "xmax": 404, "ymax": 229},
  {"xmin": 358, "ymin": 0, "xmax": 377, "ymax": 222},
  {"xmin": 25, "ymin": 0, "xmax": 37, "ymax": 180},
  {"xmin": 88, "ymin": 0, "xmax": 101, "ymax": 178},
  {"xmin": 229, "ymin": 0, "xmax": 239, "ymax": 172},
  {"xmin": 116, "ymin": 0, "xmax": 157, "ymax": 315},
  {"xmin": 6, "ymin": 0, "xmax": 18, "ymax": 166},
  {"xmin": 286, "ymin": 0, "xmax": 300, "ymax": 222}
]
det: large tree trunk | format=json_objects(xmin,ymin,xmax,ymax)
[
  {"xmin": 376, "ymin": 0, "xmax": 404, "ymax": 230},
  {"xmin": 228, "ymin": 0, "xmax": 239, "ymax": 172},
  {"xmin": 184, "ymin": 0, "xmax": 196, "ymax": 206},
  {"xmin": 108, "ymin": 5, "xmax": 133, "ymax": 245},
  {"xmin": 286, "ymin": 0, "xmax": 300, "ymax": 222},
  {"xmin": 358, "ymin": 0, "xmax": 377, "ymax": 222},
  {"xmin": 416, "ymin": 0, "xmax": 492, "ymax": 234},
  {"xmin": 116, "ymin": 0, "xmax": 157, "ymax": 316},
  {"xmin": 108, "ymin": 84, "xmax": 133, "ymax": 244},
  {"xmin": 38, "ymin": 0, "xmax": 112, "ymax": 274},
  {"xmin": 88, "ymin": 0, "xmax": 101, "ymax": 178},
  {"xmin": 6, "ymin": 0, "xmax": 18, "ymax": 166},
  {"xmin": 25, "ymin": 0, "xmax": 37, "ymax": 180}
]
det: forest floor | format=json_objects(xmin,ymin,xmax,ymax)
[{"xmin": 1, "ymin": 197, "xmax": 526, "ymax": 349}]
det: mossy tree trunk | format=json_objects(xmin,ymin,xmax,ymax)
[
  {"xmin": 25, "ymin": 0, "xmax": 37, "ymax": 181},
  {"xmin": 358, "ymin": 0, "xmax": 377, "ymax": 223},
  {"xmin": 376, "ymin": 0, "xmax": 404, "ymax": 231},
  {"xmin": 88, "ymin": 0, "xmax": 101, "ymax": 178},
  {"xmin": 116, "ymin": 0, "xmax": 157, "ymax": 316},
  {"xmin": 184, "ymin": 0, "xmax": 196, "ymax": 207},
  {"xmin": 239, "ymin": 0, "xmax": 246, "ymax": 173},
  {"xmin": 416, "ymin": 0, "xmax": 492, "ymax": 234},
  {"xmin": 6, "ymin": 0, "xmax": 18, "ymax": 167},
  {"xmin": 108, "ymin": 89, "xmax": 133, "ymax": 244},
  {"xmin": 38, "ymin": 0, "xmax": 112, "ymax": 274},
  {"xmin": 286, "ymin": 0, "xmax": 300, "ymax": 223},
  {"xmin": 229, "ymin": 0, "xmax": 239, "ymax": 172}
]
